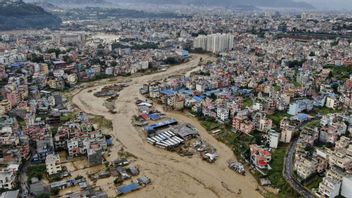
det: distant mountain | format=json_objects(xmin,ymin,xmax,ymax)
[
  {"xmin": 113, "ymin": 0, "xmax": 314, "ymax": 9},
  {"xmin": 0, "ymin": 0, "xmax": 62, "ymax": 31},
  {"xmin": 32, "ymin": 1, "xmax": 61, "ymax": 10},
  {"xmin": 48, "ymin": 0, "xmax": 106, "ymax": 3},
  {"xmin": 31, "ymin": 0, "xmax": 109, "ymax": 6}
]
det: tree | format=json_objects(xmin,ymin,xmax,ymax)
[
  {"xmin": 36, "ymin": 193, "xmax": 50, "ymax": 198},
  {"xmin": 47, "ymin": 48, "xmax": 61, "ymax": 57},
  {"xmin": 309, "ymin": 52, "xmax": 315, "ymax": 56},
  {"xmin": 27, "ymin": 165, "xmax": 46, "ymax": 182}
]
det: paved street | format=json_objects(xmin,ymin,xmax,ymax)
[
  {"xmin": 283, "ymin": 139, "xmax": 315, "ymax": 198},
  {"xmin": 20, "ymin": 159, "xmax": 30, "ymax": 198}
]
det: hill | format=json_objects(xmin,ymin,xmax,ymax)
[{"xmin": 0, "ymin": 0, "xmax": 62, "ymax": 31}]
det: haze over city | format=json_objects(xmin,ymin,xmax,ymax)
[{"xmin": 298, "ymin": 0, "xmax": 352, "ymax": 10}]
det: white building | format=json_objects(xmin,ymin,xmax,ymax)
[
  {"xmin": 318, "ymin": 177, "xmax": 341, "ymax": 198},
  {"xmin": 0, "ymin": 164, "xmax": 19, "ymax": 190},
  {"xmin": 280, "ymin": 126, "xmax": 295, "ymax": 143},
  {"xmin": 193, "ymin": 33, "xmax": 234, "ymax": 53},
  {"xmin": 216, "ymin": 107, "xmax": 229, "ymax": 122},
  {"xmin": 269, "ymin": 131, "xmax": 280, "ymax": 148},
  {"xmin": 341, "ymin": 176, "xmax": 352, "ymax": 198},
  {"xmin": 288, "ymin": 99, "xmax": 313, "ymax": 115},
  {"xmin": 45, "ymin": 154, "xmax": 62, "ymax": 175},
  {"xmin": 326, "ymin": 96, "xmax": 337, "ymax": 109},
  {"xmin": 253, "ymin": 102, "xmax": 263, "ymax": 111},
  {"xmin": 193, "ymin": 35, "xmax": 207, "ymax": 50},
  {"xmin": 53, "ymin": 32, "xmax": 85, "ymax": 45},
  {"xmin": 295, "ymin": 158, "xmax": 317, "ymax": 179}
]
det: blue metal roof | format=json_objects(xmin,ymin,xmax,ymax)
[
  {"xmin": 192, "ymin": 96, "xmax": 204, "ymax": 102},
  {"xmin": 204, "ymin": 89, "xmax": 221, "ymax": 96},
  {"xmin": 117, "ymin": 183, "xmax": 140, "ymax": 194},
  {"xmin": 144, "ymin": 119, "xmax": 178, "ymax": 133},
  {"xmin": 149, "ymin": 113, "xmax": 161, "ymax": 121},
  {"xmin": 178, "ymin": 89, "xmax": 193, "ymax": 96},
  {"xmin": 294, "ymin": 113, "xmax": 309, "ymax": 121},
  {"xmin": 160, "ymin": 89, "xmax": 176, "ymax": 96},
  {"xmin": 11, "ymin": 62, "xmax": 24, "ymax": 68}
]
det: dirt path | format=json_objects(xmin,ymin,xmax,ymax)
[{"xmin": 72, "ymin": 54, "xmax": 262, "ymax": 198}]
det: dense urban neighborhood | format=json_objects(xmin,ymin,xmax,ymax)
[{"xmin": 0, "ymin": 1, "xmax": 352, "ymax": 198}]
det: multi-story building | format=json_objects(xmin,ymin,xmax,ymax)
[
  {"xmin": 216, "ymin": 107, "xmax": 229, "ymax": 122},
  {"xmin": 268, "ymin": 131, "xmax": 280, "ymax": 148},
  {"xmin": 318, "ymin": 176, "xmax": 341, "ymax": 198},
  {"xmin": 45, "ymin": 154, "xmax": 62, "ymax": 175},
  {"xmin": 193, "ymin": 35, "xmax": 207, "ymax": 50},
  {"xmin": 341, "ymin": 176, "xmax": 352, "ymax": 198},
  {"xmin": 0, "ymin": 100, "xmax": 11, "ymax": 115},
  {"xmin": 249, "ymin": 144, "xmax": 272, "ymax": 170},
  {"xmin": 0, "ymin": 164, "xmax": 19, "ymax": 190},
  {"xmin": 326, "ymin": 95, "xmax": 338, "ymax": 109},
  {"xmin": 0, "ymin": 64, "xmax": 7, "ymax": 80},
  {"xmin": 318, "ymin": 166, "xmax": 346, "ymax": 197},
  {"xmin": 294, "ymin": 157, "xmax": 318, "ymax": 179},
  {"xmin": 193, "ymin": 33, "xmax": 234, "ymax": 53},
  {"xmin": 258, "ymin": 118, "xmax": 272, "ymax": 132},
  {"xmin": 328, "ymin": 150, "xmax": 352, "ymax": 170},
  {"xmin": 280, "ymin": 126, "xmax": 296, "ymax": 143},
  {"xmin": 288, "ymin": 99, "xmax": 313, "ymax": 115}
]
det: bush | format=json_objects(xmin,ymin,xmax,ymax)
[
  {"xmin": 51, "ymin": 188, "xmax": 60, "ymax": 196},
  {"xmin": 35, "ymin": 193, "xmax": 50, "ymax": 198},
  {"xmin": 27, "ymin": 165, "xmax": 46, "ymax": 182},
  {"xmin": 60, "ymin": 113, "xmax": 76, "ymax": 122},
  {"xmin": 114, "ymin": 177, "xmax": 123, "ymax": 185}
]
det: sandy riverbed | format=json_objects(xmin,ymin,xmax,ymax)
[{"xmin": 72, "ymin": 54, "xmax": 263, "ymax": 198}]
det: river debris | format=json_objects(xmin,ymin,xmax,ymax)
[
  {"xmin": 94, "ymin": 84, "xmax": 128, "ymax": 97},
  {"xmin": 228, "ymin": 161, "xmax": 246, "ymax": 175}
]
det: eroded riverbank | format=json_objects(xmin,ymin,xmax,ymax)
[{"xmin": 72, "ymin": 54, "xmax": 263, "ymax": 198}]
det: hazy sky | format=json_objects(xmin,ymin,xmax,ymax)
[{"xmin": 297, "ymin": 0, "xmax": 352, "ymax": 10}]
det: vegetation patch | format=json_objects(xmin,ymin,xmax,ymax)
[
  {"xmin": 90, "ymin": 115, "xmax": 113, "ymax": 130},
  {"xmin": 268, "ymin": 147, "xmax": 299, "ymax": 198},
  {"xmin": 27, "ymin": 165, "xmax": 46, "ymax": 182}
]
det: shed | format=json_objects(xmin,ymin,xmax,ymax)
[{"xmin": 116, "ymin": 183, "xmax": 141, "ymax": 195}]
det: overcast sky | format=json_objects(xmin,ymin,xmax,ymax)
[{"xmin": 297, "ymin": 0, "xmax": 352, "ymax": 10}]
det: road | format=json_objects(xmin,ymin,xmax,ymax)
[
  {"xmin": 19, "ymin": 160, "xmax": 30, "ymax": 198},
  {"xmin": 283, "ymin": 139, "xmax": 315, "ymax": 198},
  {"xmin": 72, "ymin": 54, "xmax": 263, "ymax": 198}
]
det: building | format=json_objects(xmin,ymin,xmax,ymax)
[
  {"xmin": 280, "ymin": 126, "xmax": 296, "ymax": 143},
  {"xmin": 54, "ymin": 33, "xmax": 85, "ymax": 45},
  {"xmin": 0, "ymin": 100, "xmax": 11, "ymax": 115},
  {"xmin": 268, "ymin": 131, "xmax": 280, "ymax": 148},
  {"xmin": 294, "ymin": 158, "xmax": 318, "ymax": 179},
  {"xmin": 326, "ymin": 95, "xmax": 337, "ymax": 109},
  {"xmin": 258, "ymin": 118, "xmax": 272, "ymax": 132},
  {"xmin": 193, "ymin": 33, "xmax": 234, "ymax": 53},
  {"xmin": 318, "ymin": 176, "xmax": 341, "ymax": 198},
  {"xmin": 216, "ymin": 107, "xmax": 229, "ymax": 122},
  {"xmin": 0, "ymin": 65, "xmax": 7, "ymax": 80},
  {"xmin": 328, "ymin": 150, "xmax": 352, "ymax": 170},
  {"xmin": 288, "ymin": 99, "xmax": 313, "ymax": 115},
  {"xmin": 341, "ymin": 176, "xmax": 352, "ymax": 198},
  {"xmin": 87, "ymin": 145, "xmax": 103, "ymax": 167},
  {"xmin": 193, "ymin": 35, "xmax": 207, "ymax": 50},
  {"xmin": 249, "ymin": 144, "xmax": 271, "ymax": 170},
  {"xmin": 0, "ymin": 164, "xmax": 19, "ymax": 190},
  {"xmin": 0, "ymin": 190, "xmax": 19, "ymax": 198},
  {"xmin": 232, "ymin": 116, "xmax": 254, "ymax": 134},
  {"xmin": 45, "ymin": 154, "xmax": 62, "ymax": 175}
]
